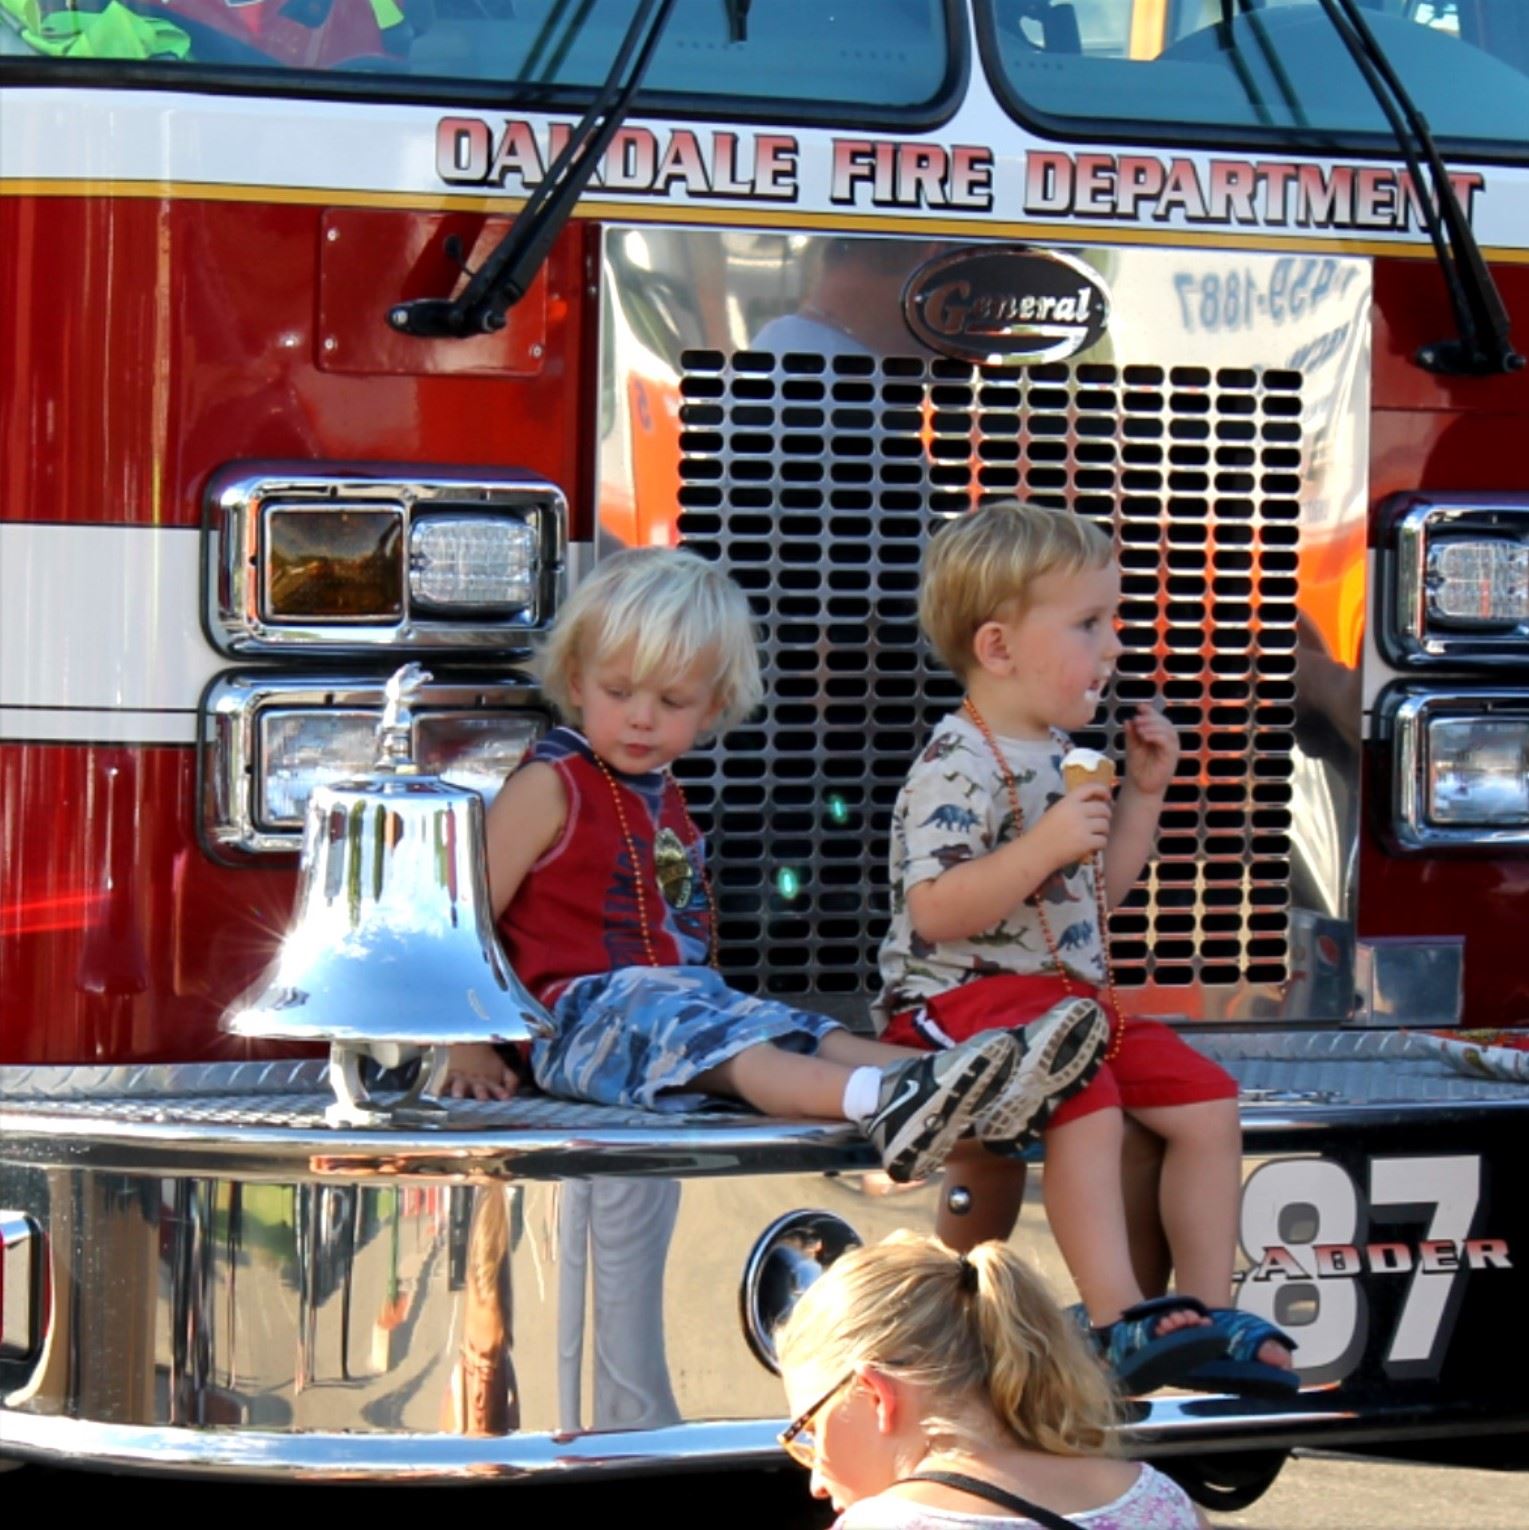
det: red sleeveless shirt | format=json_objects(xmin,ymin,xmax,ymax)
[{"xmin": 497, "ymin": 728, "xmax": 712, "ymax": 1006}]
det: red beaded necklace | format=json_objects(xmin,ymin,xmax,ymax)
[
  {"xmin": 588, "ymin": 748, "xmax": 719, "ymax": 971},
  {"xmin": 961, "ymin": 696, "xmax": 1124, "ymax": 1061}
]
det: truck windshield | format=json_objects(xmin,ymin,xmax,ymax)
[
  {"xmin": 977, "ymin": 1, "xmax": 1529, "ymax": 152},
  {"xmin": 0, "ymin": 0, "xmax": 953, "ymax": 116}
]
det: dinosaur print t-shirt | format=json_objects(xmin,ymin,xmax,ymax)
[{"xmin": 874, "ymin": 709, "xmax": 1109, "ymax": 1029}]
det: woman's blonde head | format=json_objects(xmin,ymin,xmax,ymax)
[
  {"xmin": 776, "ymin": 1232, "xmax": 1117, "ymax": 1456},
  {"xmin": 920, "ymin": 500, "xmax": 1114, "ymax": 676},
  {"xmin": 538, "ymin": 547, "xmax": 762, "ymax": 732}
]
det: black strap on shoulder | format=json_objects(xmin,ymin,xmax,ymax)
[{"xmin": 895, "ymin": 1471, "xmax": 1079, "ymax": 1530}]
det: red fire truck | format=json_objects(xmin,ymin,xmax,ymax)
[{"xmin": 3, "ymin": 0, "xmax": 1527, "ymax": 1504}]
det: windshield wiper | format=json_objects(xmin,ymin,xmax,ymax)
[
  {"xmin": 1218, "ymin": 0, "xmax": 1308, "ymax": 132},
  {"xmin": 390, "ymin": 0, "xmax": 679, "ymax": 340},
  {"xmin": 1314, "ymin": 0, "xmax": 1521, "ymax": 376}
]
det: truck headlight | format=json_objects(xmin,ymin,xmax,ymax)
[
  {"xmin": 1427, "ymin": 540, "xmax": 1529, "ymax": 629},
  {"xmin": 259, "ymin": 709, "xmax": 380, "ymax": 827},
  {"xmin": 1383, "ymin": 493, "xmax": 1529, "ymax": 666},
  {"xmin": 409, "ymin": 515, "xmax": 538, "ymax": 614},
  {"xmin": 207, "ymin": 465, "xmax": 566, "ymax": 656},
  {"xmin": 266, "ymin": 508, "xmax": 405, "ymax": 621},
  {"xmin": 203, "ymin": 675, "xmax": 547, "ymax": 858},
  {"xmin": 1380, "ymin": 686, "xmax": 1529, "ymax": 850},
  {"xmin": 1427, "ymin": 717, "xmax": 1529, "ymax": 826}
]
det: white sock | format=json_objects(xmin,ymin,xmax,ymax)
[{"xmin": 841, "ymin": 1066, "xmax": 883, "ymax": 1123}]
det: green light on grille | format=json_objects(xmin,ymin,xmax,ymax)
[
  {"xmin": 825, "ymin": 793, "xmax": 850, "ymax": 826},
  {"xmin": 775, "ymin": 867, "xmax": 803, "ymax": 901}
]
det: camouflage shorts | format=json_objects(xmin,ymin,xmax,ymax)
[{"xmin": 531, "ymin": 965, "xmax": 843, "ymax": 1111}]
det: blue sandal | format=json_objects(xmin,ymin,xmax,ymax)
[
  {"xmin": 1180, "ymin": 1308, "xmax": 1300, "ymax": 1400},
  {"xmin": 1074, "ymin": 1295, "xmax": 1230, "ymax": 1395}
]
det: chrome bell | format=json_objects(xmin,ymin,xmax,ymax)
[{"xmin": 223, "ymin": 663, "xmax": 553, "ymax": 1127}]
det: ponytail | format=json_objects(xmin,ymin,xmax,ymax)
[{"xmin": 965, "ymin": 1241, "xmax": 1116, "ymax": 1455}]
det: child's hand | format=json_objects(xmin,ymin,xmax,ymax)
[
  {"xmin": 442, "ymin": 1042, "xmax": 521, "ymax": 1102},
  {"xmin": 1034, "ymin": 784, "xmax": 1113, "ymax": 867},
  {"xmin": 1124, "ymin": 702, "xmax": 1180, "ymax": 795}
]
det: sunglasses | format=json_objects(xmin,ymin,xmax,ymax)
[{"xmin": 778, "ymin": 1371, "xmax": 854, "ymax": 1469}]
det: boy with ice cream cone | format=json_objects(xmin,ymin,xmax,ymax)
[{"xmin": 875, "ymin": 500, "xmax": 1299, "ymax": 1400}]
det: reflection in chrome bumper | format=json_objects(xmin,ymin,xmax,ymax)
[
  {"xmin": 4, "ymin": 1372, "xmax": 1512, "ymax": 1483},
  {"xmin": 1, "ymin": 1071, "xmax": 921, "ymax": 1471},
  {"xmin": 4, "ymin": 1058, "xmax": 1526, "ymax": 1480}
]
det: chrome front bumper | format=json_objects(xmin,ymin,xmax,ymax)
[{"xmin": 2, "ymin": 1052, "xmax": 1525, "ymax": 1481}]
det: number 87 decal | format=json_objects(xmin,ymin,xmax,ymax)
[{"xmin": 1235, "ymin": 1156, "xmax": 1511, "ymax": 1385}]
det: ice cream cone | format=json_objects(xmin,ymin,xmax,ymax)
[{"xmin": 1061, "ymin": 748, "xmax": 1116, "ymax": 793}]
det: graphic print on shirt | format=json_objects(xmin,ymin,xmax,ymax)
[
  {"xmin": 877, "ymin": 713, "xmax": 1109, "ymax": 1027},
  {"xmin": 600, "ymin": 771, "xmax": 710, "ymax": 973},
  {"xmin": 653, "ymin": 826, "xmax": 695, "ymax": 909}
]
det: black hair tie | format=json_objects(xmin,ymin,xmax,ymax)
[{"xmin": 958, "ymin": 1255, "xmax": 979, "ymax": 1294}]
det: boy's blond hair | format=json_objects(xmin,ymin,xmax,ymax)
[
  {"xmin": 538, "ymin": 547, "xmax": 762, "ymax": 732},
  {"xmin": 919, "ymin": 500, "xmax": 1114, "ymax": 676},
  {"xmin": 776, "ymin": 1232, "xmax": 1118, "ymax": 1456}
]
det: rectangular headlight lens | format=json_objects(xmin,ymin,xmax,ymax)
[
  {"xmin": 1427, "ymin": 717, "xmax": 1529, "ymax": 825},
  {"xmin": 414, "ymin": 712, "xmax": 542, "ymax": 799},
  {"xmin": 258, "ymin": 708, "xmax": 544, "ymax": 828},
  {"xmin": 258, "ymin": 709, "xmax": 381, "ymax": 827},
  {"xmin": 1426, "ymin": 539, "xmax": 1529, "ymax": 627},
  {"xmin": 264, "ymin": 508, "xmax": 404, "ymax": 621},
  {"xmin": 409, "ymin": 515, "xmax": 537, "ymax": 613}
]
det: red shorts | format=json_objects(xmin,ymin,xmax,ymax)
[{"xmin": 881, "ymin": 972, "xmax": 1237, "ymax": 1130}]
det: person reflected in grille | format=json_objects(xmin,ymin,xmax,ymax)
[
  {"xmin": 751, "ymin": 237, "xmax": 938, "ymax": 362},
  {"xmin": 875, "ymin": 500, "xmax": 1299, "ymax": 1400},
  {"xmin": 439, "ymin": 546, "xmax": 1106, "ymax": 1187}
]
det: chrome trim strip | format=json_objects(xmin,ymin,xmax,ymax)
[
  {"xmin": 4, "ymin": 1096, "xmax": 1526, "ymax": 1182},
  {"xmin": 1, "ymin": 1396, "xmax": 1512, "ymax": 1481},
  {"xmin": 198, "ymin": 671, "xmax": 546, "ymax": 860},
  {"xmin": 1381, "ymin": 493, "xmax": 1529, "ymax": 667},
  {"xmin": 0, "ymin": 1109, "xmax": 874, "ymax": 1181},
  {"xmin": 0, "ymin": 1412, "xmax": 784, "ymax": 1481},
  {"xmin": 1378, "ymin": 684, "xmax": 1529, "ymax": 851},
  {"xmin": 203, "ymin": 467, "xmax": 568, "ymax": 656}
]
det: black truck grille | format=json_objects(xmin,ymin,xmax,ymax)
[{"xmin": 675, "ymin": 349, "xmax": 1300, "ymax": 1011}]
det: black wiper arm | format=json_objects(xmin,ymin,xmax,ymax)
[
  {"xmin": 1315, "ymin": 0, "xmax": 1521, "ymax": 376},
  {"xmin": 1220, "ymin": 0, "xmax": 1309, "ymax": 133},
  {"xmin": 390, "ymin": 0, "xmax": 679, "ymax": 340}
]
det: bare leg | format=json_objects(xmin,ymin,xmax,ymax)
[
  {"xmin": 1043, "ymin": 1108, "xmax": 1205, "ymax": 1336},
  {"xmin": 692, "ymin": 1030, "xmax": 930, "ymax": 1119},
  {"xmin": 692, "ymin": 1043, "xmax": 857, "ymax": 1119},
  {"xmin": 1044, "ymin": 1108, "xmax": 1142, "ymax": 1325},
  {"xmin": 1121, "ymin": 1119, "xmax": 1170, "ymax": 1296},
  {"xmin": 936, "ymin": 1141, "xmax": 1027, "ymax": 1253},
  {"xmin": 1129, "ymin": 1100, "xmax": 1240, "ymax": 1301},
  {"xmin": 1131, "ymin": 1099, "xmax": 1288, "ymax": 1370},
  {"xmin": 815, "ymin": 1030, "xmax": 922, "ymax": 1068}
]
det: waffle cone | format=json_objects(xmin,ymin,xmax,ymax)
[{"xmin": 1062, "ymin": 758, "xmax": 1116, "ymax": 793}]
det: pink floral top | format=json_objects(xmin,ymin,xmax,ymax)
[{"xmin": 835, "ymin": 1465, "xmax": 1201, "ymax": 1530}]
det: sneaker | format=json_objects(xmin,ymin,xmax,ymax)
[
  {"xmin": 863, "ymin": 1030, "xmax": 1017, "ymax": 1184},
  {"xmin": 972, "ymin": 997, "xmax": 1109, "ymax": 1152}
]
